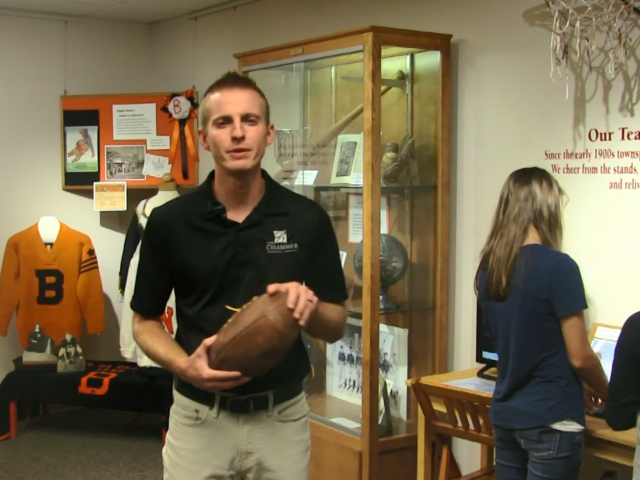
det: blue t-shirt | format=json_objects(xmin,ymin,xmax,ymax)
[{"xmin": 478, "ymin": 244, "xmax": 588, "ymax": 429}]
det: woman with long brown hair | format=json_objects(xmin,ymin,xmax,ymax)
[{"xmin": 475, "ymin": 167, "xmax": 608, "ymax": 480}]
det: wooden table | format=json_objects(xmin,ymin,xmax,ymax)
[{"xmin": 408, "ymin": 368, "xmax": 637, "ymax": 479}]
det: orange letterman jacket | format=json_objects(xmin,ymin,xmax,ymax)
[{"xmin": 0, "ymin": 222, "xmax": 105, "ymax": 349}]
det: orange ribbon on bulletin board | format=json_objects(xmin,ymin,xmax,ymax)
[{"xmin": 162, "ymin": 89, "xmax": 199, "ymax": 180}]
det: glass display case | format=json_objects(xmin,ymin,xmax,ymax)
[{"xmin": 235, "ymin": 26, "xmax": 452, "ymax": 480}]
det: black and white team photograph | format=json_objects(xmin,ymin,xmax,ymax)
[{"xmin": 326, "ymin": 317, "xmax": 409, "ymax": 420}]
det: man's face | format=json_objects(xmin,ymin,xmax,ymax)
[{"xmin": 198, "ymin": 88, "xmax": 274, "ymax": 174}]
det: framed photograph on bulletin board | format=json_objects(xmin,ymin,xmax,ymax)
[{"xmin": 60, "ymin": 91, "xmax": 199, "ymax": 190}]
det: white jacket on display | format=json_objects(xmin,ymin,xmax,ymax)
[{"xmin": 119, "ymin": 197, "xmax": 178, "ymax": 368}]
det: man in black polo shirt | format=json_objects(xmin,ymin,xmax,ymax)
[{"xmin": 130, "ymin": 71, "xmax": 348, "ymax": 480}]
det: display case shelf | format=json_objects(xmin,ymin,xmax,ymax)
[
  {"xmin": 345, "ymin": 302, "xmax": 435, "ymax": 319},
  {"xmin": 307, "ymin": 393, "xmax": 419, "ymax": 439},
  {"xmin": 282, "ymin": 183, "xmax": 438, "ymax": 191},
  {"xmin": 234, "ymin": 25, "xmax": 451, "ymax": 480}
]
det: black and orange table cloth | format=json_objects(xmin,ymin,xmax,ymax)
[{"xmin": 0, "ymin": 358, "xmax": 173, "ymax": 440}]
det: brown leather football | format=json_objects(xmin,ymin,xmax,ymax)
[{"xmin": 208, "ymin": 291, "xmax": 300, "ymax": 377}]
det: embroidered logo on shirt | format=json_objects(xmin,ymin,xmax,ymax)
[
  {"xmin": 273, "ymin": 230, "xmax": 287, "ymax": 243},
  {"xmin": 266, "ymin": 230, "xmax": 298, "ymax": 254}
]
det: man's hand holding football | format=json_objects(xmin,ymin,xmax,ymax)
[
  {"xmin": 266, "ymin": 282, "xmax": 317, "ymax": 328},
  {"xmin": 175, "ymin": 334, "xmax": 251, "ymax": 392}
]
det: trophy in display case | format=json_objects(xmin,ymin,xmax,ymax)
[
  {"xmin": 274, "ymin": 128, "xmax": 313, "ymax": 164},
  {"xmin": 352, "ymin": 234, "xmax": 409, "ymax": 312},
  {"xmin": 274, "ymin": 127, "xmax": 313, "ymax": 184},
  {"xmin": 274, "ymin": 129, "xmax": 297, "ymax": 166},
  {"xmin": 382, "ymin": 134, "xmax": 415, "ymax": 185},
  {"xmin": 234, "ymin": 25, "xmax": 452, "ymax": 480}
]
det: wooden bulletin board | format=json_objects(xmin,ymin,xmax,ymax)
[{"xmin": 60, "ymin": 91, "xmax": 199, "ymax": 190}]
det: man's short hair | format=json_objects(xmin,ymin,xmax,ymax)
[{"xmin": 199, "ymin": 71, "xmax": 271, "ymax": 127}]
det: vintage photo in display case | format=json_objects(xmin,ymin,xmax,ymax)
[{"xmin": 326, "ymin": 317, "xmax": 408, "ymax": 420}]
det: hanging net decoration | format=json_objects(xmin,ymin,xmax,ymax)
[{"xmin": 545, "ymin": 0, "xmax": 638, "ymax": 94}]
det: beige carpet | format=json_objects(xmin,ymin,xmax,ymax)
[{"xmin": 0, "ymin": 407, "xmax": 164, "ymax": 479}]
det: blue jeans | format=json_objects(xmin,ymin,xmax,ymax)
[{"xmin": 493, "ymin": 425, "xmax": 584, "ymax": 480}]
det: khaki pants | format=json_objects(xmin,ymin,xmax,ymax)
[{"xmin": 163, "ymin": 387, "xmax": 311, "ymax": 480}]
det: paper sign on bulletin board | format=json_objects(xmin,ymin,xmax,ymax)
[{"xmin": 60, "ymin": 90, "xmax": 199, "ymax": 190}]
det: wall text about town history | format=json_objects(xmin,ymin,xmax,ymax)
[{"xmin": 544, "ymin": 127, "xmax": 640, "ymax": 190}]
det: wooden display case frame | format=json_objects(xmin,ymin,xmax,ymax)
[{"xmin": 234, "ymin": 26, "xmax": 452, "ymax": 480}]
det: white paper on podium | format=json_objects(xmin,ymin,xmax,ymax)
[
  {"xmin": 443, "ymin": 377, "xmax": 496, "ymax": 394},
  {"xmin": 330, "ymin": 417, "xmax": 361, "ymax": 429}
]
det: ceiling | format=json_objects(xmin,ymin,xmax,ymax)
[{"xmin": 0, "ymin": 0, "xmax": 259, "ymax": 24}]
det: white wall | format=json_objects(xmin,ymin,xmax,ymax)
[{"xmin": 0, "ymin": 16, "xmax": 153, "ymax": 378}]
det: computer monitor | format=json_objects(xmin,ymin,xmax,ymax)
[
  {"xmin": 475, "ymin": 300, "xmax": 498, "ymax": 379},
  {"xmin": 588, "ymin": 323, "xmax": 620, "ymax": 382},
  {"xmin": 586, "ymin": 323, "xmax": 621, "ymax": 416}
]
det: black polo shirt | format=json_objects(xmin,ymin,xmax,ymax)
[{"xmin": 130, "ymin": 168, "xmax": 348, "ymax": 397}]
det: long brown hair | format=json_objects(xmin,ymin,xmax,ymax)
[{"xmin": 474, "ymin": 167, "xmax": 566, "ymax": 300}]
